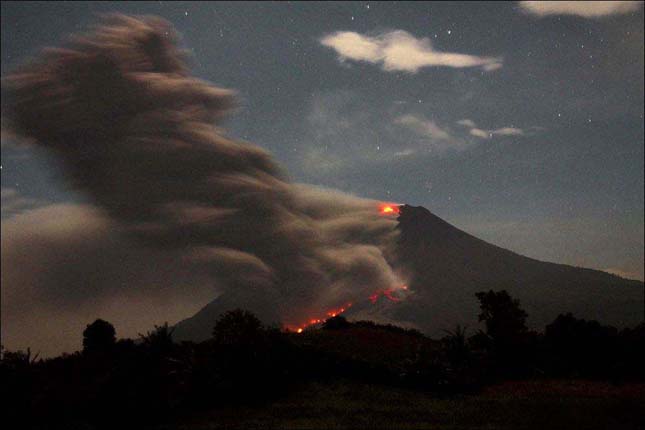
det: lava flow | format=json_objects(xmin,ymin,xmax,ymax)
[
  {"xmin": 290, "ymin": 203, "xmax": 405, "ymax": 333},
  {"xmin": 291, "ymin": 285, "xmax": 408, "ymax": 333},
  {"xmin": 369, "ymin": 284, "xmax": 408, "ymax": 303},
  {"xmin": 291, "ymin": 302, "xmax": 353, "ymax": 333}
]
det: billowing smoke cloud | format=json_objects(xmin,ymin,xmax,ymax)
[{"xmin": 2, "ymin": 15, "xmax": 402, "ymax": 354}]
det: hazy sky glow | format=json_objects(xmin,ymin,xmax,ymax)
[{"xmin": 2, "ymin": 1, "xmax": 643, "ymax": 283}]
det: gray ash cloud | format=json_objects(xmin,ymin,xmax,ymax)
[{"xmin": 1, "ymin": 15, "xmax": 402, "ymax": 353}]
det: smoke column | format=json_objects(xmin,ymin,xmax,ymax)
[{"xmin": 2, "ymin": 15, "xmax": 402, "ymax": 341}]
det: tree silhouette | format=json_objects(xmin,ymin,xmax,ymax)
[
  {"xmin": 83, "ymin": 319, "xmax": 116, "ymax": 354},
  {"xmin": 0, "ymin": 346, "xmax": 39, "ymax": 370},
  {"xmin": 544, "ymin": 313, "xmax": 618, "ymax": 376},
  {"xmin": 475, "ymin": 290, "xmax": 534, "ymax": 375},
  {"xmin": 139, "ymin": 322, "xmax": 175, "ymax": 356},
  {"xmin": 212, "ymin": 309, "xmax": 263, "ymax": 346},
  {"xmin": 442, "ymin": 325, "xmax": 470, "ymax": 366},
  {"xmin": 322, "ymin": 315, "xmax": 351, "ymax": 330},
  {"xmin": 207, "ymin": 309, "xmax": 280, "ymax": 399},
  {"xmin": 475, "ymin": 290, "xmax": 528, "ymax": 346}
]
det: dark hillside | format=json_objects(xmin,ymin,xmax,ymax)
[
  {"xmin": 389, "ymin": 205, "xmax": 643, "ymax": 335},
  {"xmin": 175, "ymin": 205, "xmax": 643, "ymax": 341}
]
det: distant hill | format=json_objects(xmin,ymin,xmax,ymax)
[{"xmin": 174, "ymin": 205, "xmax": 643, "ymax": 341}]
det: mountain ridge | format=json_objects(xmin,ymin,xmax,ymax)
[{"xmin": 173, "ymin": 204, "xmax": 643, "ymax": 341}]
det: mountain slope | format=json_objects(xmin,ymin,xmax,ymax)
[
  {"xmin": 174, "ymin": 205, "xmax": 643, "ymax": 341},
  {"xmin": 380, "ymin": 205, "xmax": 643, "ymax": 336}
]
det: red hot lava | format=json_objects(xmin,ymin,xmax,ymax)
[
  {"xmin": 290, "ymin": 302, "xmax": 353, "ymax": 333},
  {"xmin": 291, "ymin": 285, "xmax": 408, "ymax": 333},
  {"xmin": 369, "ymin": 284, "xmax": 408, "ymax": 303},
  {"xmin": 379, "ymin": 203, "xmax": 401, "ymax": 216},
  {"xmin": 290, "ymin": 203, "xmax": 405, "ymax": 333}
]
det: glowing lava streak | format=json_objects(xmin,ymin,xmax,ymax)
[
  {"xmin": 292, "ymin": 285, "xmax": 409, "ymax": 333},
  {"xmin": 369, "ymin": 284, "xmax": 408, "ymax": 303},
  {"xmin": 290, "ymin": 302, "xmax": 353, "ymax": 333},
  {"xmin": 293, "ymin": 203, "xmax": 404, "ymax": 333}
]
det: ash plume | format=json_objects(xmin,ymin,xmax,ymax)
[{"xmin": 2, "ymin": 15, "xmax": 402, "ymax": 350}]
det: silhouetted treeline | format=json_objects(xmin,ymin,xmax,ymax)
[{"xmin": 1, "ymin": 292, "xmax": 644, "ymax": 429}]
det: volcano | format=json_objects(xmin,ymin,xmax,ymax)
[{"xmin": 174, "ymin": 204, "xmax": 643, "ymax": 341}]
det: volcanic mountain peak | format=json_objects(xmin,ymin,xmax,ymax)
[
  {"xmin": 397, "ymin": 204, "xmax": 443, "ymax": 224},
  {"xmin": 174, "ymin": 204, "xmax": 643, "ymax": 342},
  {"xmin": 397, "ymin": 204, "xmax": 530, "ymax": 262}
]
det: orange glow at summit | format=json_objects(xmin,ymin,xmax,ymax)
[{"xmin": 379, "ymin": 203, "xmax": 401, "ymax": 216}]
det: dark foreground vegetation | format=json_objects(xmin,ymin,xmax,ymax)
[{"xmin": 2, "ymin": 290, "xmax": 644, "ymax": 429}]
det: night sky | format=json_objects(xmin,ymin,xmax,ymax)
[{"xmin": 2, "ymin": 1, "xmax": 644, "ymax": 280}]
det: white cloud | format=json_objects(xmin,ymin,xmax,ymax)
[
  {"xmin": 469, "ymin": 128, "xmax": 491, "ymax": 138},
  {"xmin": 320, "ymin": 30, "xmax": 502, "ymax": 73},
  {"xmin": 470, "ymin": 127, "xmax": 525, "ymax": 138},
  {"xmin": 395, "ymin": 114, "xmax": 452, "ymax": 141},
  {"xmin": 397, "ymin": 115, "xmax": 529, "ymax": 149},
  {"xmin": 459, "ymin": 120, "xmax": 526, "ymax": 139},
  {"xmin": 519, "ymin": 1, "xmax": 643, "ymax": 18},
  {"xmin": 456, "ymin": 119, "xmax": 477, "ymax": 128},
  {"xmin": 493, "ymin": 127, "xmax": 525, "ymax": 136},
  {"xmin": 319, "ymin": 31, "xmax": 382, "ymax": 62},
  {"xmin": 394, "ymin": 114, "xmax": 472, "ymax": 153}
]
